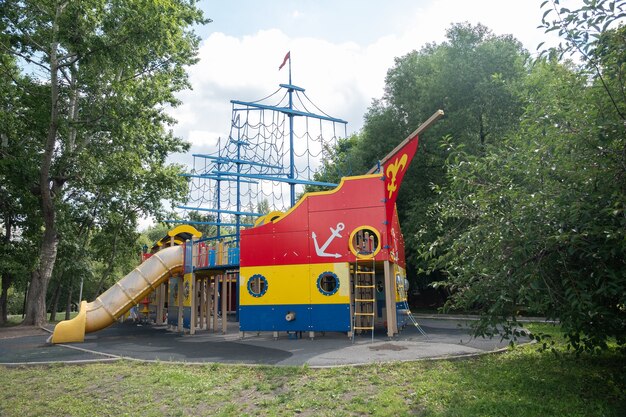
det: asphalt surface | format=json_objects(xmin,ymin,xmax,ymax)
[{"xmin": 0, "ymin": 316, "xmax": 529, "ymax": 367}]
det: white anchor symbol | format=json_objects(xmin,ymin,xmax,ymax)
[{"xmin": 312, "ymin": 222, "xmax": 345, "ymax": 258}]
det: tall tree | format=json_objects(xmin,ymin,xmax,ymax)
[
  {"xmin": 0, "ymin": 47, "xmax": 42, "ymax": 323},
  {"xmin": 0, "ymin": 0, "xmax": 208, "ymax": 325},
  {"xmin": 318, "ymin": 23, "xmax": 528, "ymax": 285},
  {"xmin": 424, "ymin": 5, "xmax": 626, "ymax": 351}
]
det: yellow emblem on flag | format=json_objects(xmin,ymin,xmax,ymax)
[{"xmin": 386, "ymin": 153, "xmax": 408, "ymax": 198}]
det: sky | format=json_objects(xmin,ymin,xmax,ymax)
[
  {"xmin": 168, "ymin": 0, "xmax": 555, "ymax": 163},
  {"xmin": 151, "ymin": 0, "xmax": 559, "ymax": 228}
]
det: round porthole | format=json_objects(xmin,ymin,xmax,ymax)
[
  {"xmin": 349, "ymin": 226, "xmax": 382, "ymax": 259},
  {"xmin": 317, "ymin": 271, "xmax": 339, "ymax": 296},
  {"xmin": 247, "ymin": 274, "xmax": 268, "ymax": 297}
]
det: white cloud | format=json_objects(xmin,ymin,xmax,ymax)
[
  {"xmin": 187, "ymin": 130, "xmax": 223, "ymax": 148},
  {"xmin": 171, "ymin": 1, "xmax": 554, "ymax": 154}
]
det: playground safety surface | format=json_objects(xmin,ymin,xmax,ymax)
[{"xmin": 0, "ymin": 316, "xmax": 529, "ymax": 367}]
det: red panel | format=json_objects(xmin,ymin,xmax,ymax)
[
  {"xmin": 272, "ymin": 199, "xmax": 309, "ymax": 231},
  {"xmin": 272, "ymin": 231, "xmax": 310, "ymax": 265},
  {"xmin": 389, "ymin": 207, "xmax": 406, "ymax": 268},
  {"xmin": 240, "ymin": 174, "xmax": 409, "ymax": 268},
  {"xmin": 240, "ymin": 231, "xmax": 273, "ymax": 266},
  {"xmin": 241, "ymin": 230, "xmax": 311, "ymax": 267},
  {"xmin": 308, "ymin": 176, "xmax": 385, "ymax": 213},
  {"xmin": 308, "ymin": 206, "xmax": 388, "ymax": 265}
]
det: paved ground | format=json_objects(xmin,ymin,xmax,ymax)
[{"xmin": 0, "ymin": 316, "xmax": 529, "ymax": 367}]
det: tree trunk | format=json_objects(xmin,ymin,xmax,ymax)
[
  {"xmin": 65, "ymin": 281, "xmax": 73, "ymax": 321},
  {"xmin": 23, "ymin": 210, "xmax": 59, "ymax": 325},
  {"xmin": 479, "ymin": 112, "xmax": 486, "ymax": 146},
  {"xmin": 21, "ymin": 281, "xmax": 28, "ymax": 319},
  {"xmin": 22, "ymin": 3, "xmax": 64, "ymax": 326},
  {"xmin": 49, "ymin": 281, "xmax": 62, "ymax": 322},
  {"xmin": 1, "ymin": 216, "xmax": 13, "ymax": 325},
  {"xmin": 0, "ymin": 272, "xmax": 12, "ymax": 325}
]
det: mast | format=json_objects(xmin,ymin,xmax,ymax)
[{"xmin": 288, "ymin": 55, "xmax": 296, "ymax": 206}]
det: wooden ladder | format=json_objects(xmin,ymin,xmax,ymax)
[{"xmin": 352, "ymin": 257, "xmax": 376, "ymax": 342}]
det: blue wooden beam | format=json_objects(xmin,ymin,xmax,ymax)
[
  {"xmin": 230, "ymin": 100, "xmax": 348, "ymax": 124},
  {"xmin": 180, "ymin": 173, "xmax": 259, "ymax": 184},
  {"xmin": 164, "ymin": 219, "xmax": 254, "ymax": 227},
  {"xmin": 192, "ymin": 154, "xmax": 284, "ymax": 170},
  {"xmin": 178, "ymin": 206, "xmax": 263, "ymax": 217},
  {"xmin": 211, "ymin": 171, "xmax": 338, "ymax": 188}
]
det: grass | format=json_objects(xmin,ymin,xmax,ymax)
[
  {"xmin": 5, "ymin": 312, "xmax": 78, "ymax": 326},
  {"xmin": 0, "ymin": 323, "xmax": 624, "ymax": 417},
  {"xmin": 4, "ymin": 315, "xmax": 25, "ymax": 326}
]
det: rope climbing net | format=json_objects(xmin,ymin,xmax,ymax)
[{"xmin": 175, "ymin": 83, "xmax": 348, "ymax": 243}]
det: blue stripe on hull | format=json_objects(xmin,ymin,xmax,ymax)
[{"xmin": 239, "ymin": 304, "xmax": 351, "ymax": 332}]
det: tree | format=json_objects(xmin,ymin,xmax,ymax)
[
  {"xmin": 0, "ymin": 48, "xmax": 42, "ymax": 324},
  {"xmin": 320, "ymin": 23, "xmax": 528, "ymax": 287},
  {"xmin": 424, "ymin": 14, "xmax": 626, "ymax": 352},
  {"xmin": 310, "ymin": 135, "xmax": 360, "ymax": 191},
  {"xmin": 0, "ymin": 0, "xmax": 208, "ymax": 325}
]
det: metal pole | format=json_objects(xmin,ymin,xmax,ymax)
[
  {"xmin": 288, "ymin": 55, "xmax": 295, "ymax": 206},
  {"xmin": 236, "ymin": 116, "xmax": 241, "ymax": 246},
  {"xmin": 216, "ymin": 165, "xmax": 222, "ymax": 240}
]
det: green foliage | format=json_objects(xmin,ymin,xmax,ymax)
[
  {"xmin": 309, "ymin": 135, "xmax": 360, "ymax": 192},
  {"xmin": 186, "ymin": 211, "xmax": 217, "ymax": 237},
  {"xmin": 424, "ymin": 28, "xmax": 626, "ymax": 352},
  {"xmin": 5, "ymin": 287, "xmax": 26, "ymax": 316},
  {"xmin": 316, "ymin": 11, "xmax": 625, "ymax": 352},
  {"xmin": 323, "ymin": 23, "xmax": 529, "ymax": 285},
  {"xmin": 142, "ymin": 223, "xmax": 172, "ymax": 245},
  {"xmin": 539, "ymin": 0, "xmax": 626, "ymax": 121},
  {"xmin": 539, "ymin": 0, "xmax": 626, "ymax": 59},
  {"xmin": 0, "ymin": 0, "xmax": 208, "ymax": 321}
]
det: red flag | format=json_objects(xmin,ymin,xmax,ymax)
[
  {"xmin": 279, "ymin": 51, "xmax": 290, "ymax": 70},
  {"xmin": 382, "ymin": 132, "xmax": 420, "ymax": 234},
  {"xmin": 377, "ymin": 110, "xmax": 444, "ymax": 249}
]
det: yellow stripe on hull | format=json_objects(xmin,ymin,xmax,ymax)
[{"xmin": 240, "ymin": 262, "xmax": 350, "ymax": 306}]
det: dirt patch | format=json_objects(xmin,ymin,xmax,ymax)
[
  {"xmin": 368, "ymin": 343, "xmax": 408, "ymax": 352},
  {"xmin": 0, "ymin": 326, "xmax": 48, "ymax": 340}
]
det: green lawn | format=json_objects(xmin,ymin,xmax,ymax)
[
  {"xmin": 5, "ymin": 312, "xmax": 78, "ymax": 326},
  {"xmin": 0, "ymin": 324, "xmax": 624, "ymax": 417}
]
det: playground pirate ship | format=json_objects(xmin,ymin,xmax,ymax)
[
  {"xmin": 51, "ymin": 67, "xmax": 442, "ymax": 343},
  {"xmin": 237, "ymin": 111, "xmax": 444, "ymax": 339}
]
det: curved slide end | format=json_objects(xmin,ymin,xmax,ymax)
[
  {"xmin": 51, "ymin": 300, "xmax": 88, "ymax": 343},
  {"xmin": 51, "ymin": 245, "xmax": 183, "ymax": 344}
]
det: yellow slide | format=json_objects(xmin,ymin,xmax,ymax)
[{"xmin": 51, "ymin": 245, "xmax": 183, "ymax": 343}]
